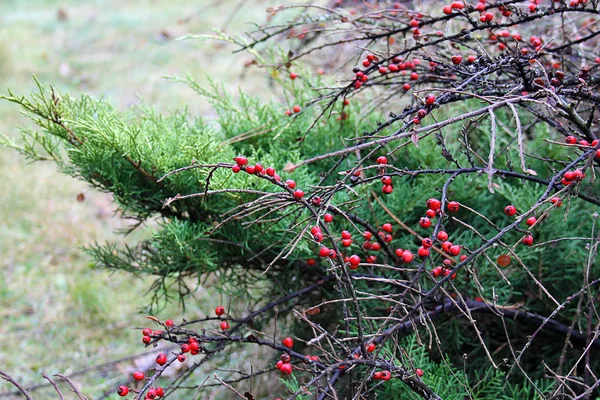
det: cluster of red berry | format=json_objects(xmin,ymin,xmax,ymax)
[
  {"xmin": 284, "ymin": 105, "xmax": 302, "ymax": 116},
  {"xmin": 117, "ymin": 306, "xmax": 230, "ymax": 397},
  {"xmin": 231, "ymin": 156, "xmax": 306, "ymax": 200},
  {"xmin": 355, "ymin": 53, "xmax": 420, "ymax": 91},
  {"xmin": 565, "ymin": 136, "xmax": 600, "ymax": 159}
]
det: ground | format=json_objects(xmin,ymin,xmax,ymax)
[{"xmin": 0, "ymin": 0, "xmax": 296, "ymax": 398}]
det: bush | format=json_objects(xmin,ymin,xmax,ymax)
[{"xmin": 2, "ymin": 0, "xmax": 600, "ymax": 398}]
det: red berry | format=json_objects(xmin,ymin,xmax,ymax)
[
  {"xmin": 276, "ymin": 360, "xmax": 284, "ymax": 370},
  {"xmin": 177, "ymin": 354, "xmax": 186, "ymax": 362},
  {"xmin": 443, "ymin": 5, "xmax": 453, "ymax": 14},
  {"xmin": 596, "ymin": 149, "xmax": 600, "ymax": 158},
  {"xmin": 231, "ymin": 165, "xmax": 241, "ymax": 173},
  {"xmin": 382, "ymin": 223, "xmax": 393, "ymax": 233},
  {"xmin": 293, "ymin": 105, "xmax": 301, "ymax": 113},
  {"xmin": 402, "ymin": 250, "xmax": 414, "ymax": 263},
  {"xmin": 307, "ymin": 258, "xmax": 316, "ymax": 266},
  {"xmin": 551, "ymin": 197, "xmax": 562, "ymax": 207},
  {"xmin": 370, "ymin": 242, "xmax": 381, "ymax": 251},
  {"xmin": 324, "ymin": 213, "xmax": 333, "ymax": 223},
  {"xmin": 156, "ymin": 353, "xmax": 167, "ymax": 366},
  {"xmin": 181, "ymin": 344, "xmax": 190, "ymax": 353},
  {"xmin": 165, "ymin": 319, "xmax": 174, "ymax": 327},
  {"xmin": 285, "ymin": 179, "xmax": 296, "ymax": 189},
  {"xmin": 349, "ymin": 255, "xmax": 361, "ymax": 267},
  {"xmin": 215, "ymin": 306, "xmax": 225, "ymax": 316},
  {"xmin": 381, "ymin": 370, "xmax": 392, "ymax": 381},
  {"xmin": 373, "ymin": 371, "xmax": 382, "ymax": 380},
  {"xmin": 254, "ymin": 164, "xmax": 263, "ymax": 174},
  {"xmin": 475, "ymin": 2, "xmax": 485, "ymax": 12},
  {"xmin": 382, "ymin": 185, "xmax": 393, "ymax": 194},
  {"xmin": 366, "ymin": 343, "xmax": 376, "ymax": 352},
  {"xmin": 155, "ymin": 387, "xmax": 164, "ymax": 397},
  {"xmin": 341, "ymin": 230, "xmax": 352, "ymax": 239},
  {"xmin": 447, "ymin": 201, "xmax": 460, "ymax": 212},
  {"xmin": 451, "ymin": 55, "xmax": 462, "ymax": 65},
  {"xmin": 451, "ymin": 1, "xmax": 464, "ymax": 9},
  {"xmin": 460, "ymin": 255, "xmax": 467, "ymax": 262},
  {"xmin": 526, "ymin": 216, "xmax": 537, "ymax": 226},
  {"xmin": 266, "ymin": 167, "xmax": 275, "ymax": 177},
  {"xmin": 245, "ymin": 165, "xmax": 256, "ymax": 174},
  {"xmin": 410, "ymin": 72, "xmax": 418, "ymax": 80},
  {"xmin": 220, "ymin": 321, "xmax": 230, "ymax": 330},
  {"xmin": 449, "ymin": 245, "xmax": 461, "ymax": 256},
  {"xmin": 528, "ymin": 3, "xmax": 536, "ymax": 12},
  {"xmin": 366, "ymin": 255, "xmax": 377, "ymax": 263},
  {"xmin": 442, "ymin": 241, "xmax": 453, "ymax": 253},
  {"xmin": 418, "ymin": 246, "xmax": 430, "ymax": 257},
  {"xmin": 290, "ymin": 72, "xmax": 298, "ymax": 80},
  {"xmin": 117, "ymin": 386, "xmax": 129, "ymax": 396},
  {"xmin": 280, "ymin": 363, "xmax": 293, "ymax": 375},
  {"xmin": 142, "ymin": 335, "xmax": 151, "ymax": 344},
  {"xmin": 362, "ymin": 60, "xmax": 371, "ymax": 67},
  {"xmin": 363, "ymin": 231, "xmax": 373, "ymax": 240},
  {"xmin": 233, "ymin": 156, "xmax": 248, "ymax": 166},
  {"xmin": 437, "ymin": 230, "xmax": 449, "ymax": 241},
  {"xmin": 319, "ymin": 247, "xmax": 330, "ymax": 257},
  {"xmin": 419, "ymin": 217, "xmax": 431, "ymax": 228},
  {"xmin": 426, "ymin": 198, "xmax": 441, "ymax": 211},
  {"xmin": 467, "ymin": 55, "xmax": 476, "ymax": 64},
  {"xmin": 341, "ymin": 239, "xmax": 352, "ymax": 247},
  {"xmin": 293, "ymin": 190, "xmax": 304, "ymax": 199},
  {"xmin": 403, "ymin": 83, "xmax": 411, "ymax": 90},
  {"xmin": 504, "ymin": 205, "xmax": 517, "ymax": 216},
  {"xmin": 426, "ymin": 209, "xmax": 436, "ymax": 218},
  {"xmin": 133, "ymin": 371, "xmax": 145, "ymax": 381},
  {"xmin": 422, "ymin": 238, "xmax": 433, "ymax": 248},
  {"xmin": 147, "ymin": 389, "xmax": 157, "ymax": 399},
  {"xmin": 523, "ymin": 235, "xmax": 534, "ymax": 246},
  {"xmin": 377, "ymin": 156, "xmax": 388, "ymax": 165},
  {"xmin": 142, "ymin": 328, "xmax": 152, "ymax": 336},
  {"xmin": 282, "ymin": 337, "xmax": 294, "ymax": 348},
  {"xmin": 416, "ymin": 368, "xmax": 424, "ymax": 377}
]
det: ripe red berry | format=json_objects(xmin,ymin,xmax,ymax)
[
  {"xmin": 142, "ymin": 335, "xmax": 151, "ymax": 344},
  {"xmin": 220, "ymin": 321, "xmax": 230, "ymax": 330},
  {"xmin": 467, "ymin": 55, "xmax": 476, "ymax": 64},
  {"xmin": 307, "ymin": 258, "xmax": 316, "ymax": 266},
  {"xmin": 290, "ymin": 72, "xmax": 298, "ymax": 80},
  {"xmin": 293, "ymin": 105, "xmax": 301, "ymax": 113},
  {"xmin": 416, "ymin": 368, "xmax": 424, "ymax": 377},
  {"xmin": 551, "ymin": 197, "xmax": 562, "ymax": 207},
  {"xmin": 443, "ymin": 5, "xmax": 453, "ymax": 14},
  {"xmin": 441, "ymin": 241, "xmax": 453, "ymax": 253},
  {"xmin": 410, "ymin": 72, "xmax": 418, "ymax": 80},
  {"xmin": 451, "ymin": 1, "xmax": 464, "ymax": 9},
  {"xmin": 366, "ymin": 255, "xmax": 377, "ymax": 263},
  {"xmin": 403, "ymin": 83, "xmax": 411, "ymax": 90},
  {"xmin": 419, "ymin": 217, "xmax": 431, "ymax": 228},
  {"xmin": 215, "ymin": 306, "xmax": 225, "ymax": 316},
  {"xmin": 231, "ymin": 165, "xmax": 241, "ymax": 173},
  {"xmin": 370, "ymin": 242, "xmax": 381, "ymax": 251},
  {"xmin": 324, "ymin": 213, "xmax": 333, "ymax": 223},
  {"xmin": 341, "ymin": 239, "xmax": 352, "ymax": 247},
  {"xmin": 276, "ymin": 360, "xmax": 284, "ymax": 370},
  {"xmin": 422, "ymin": 238, "xmax": 433, "ymax": 248},
  {"xmin": 381, "ymin": 370, "xmax": 392, "ymax": 381},
  {"xmin": 382, "ymin": 223, "xmax": 393, "ymax": 233},
  {"xmin": 449, "ymin": 245, "xmax": 461, "ymax": 256},
  {"xmin": 156, "ymin": 353, "xmax": 167, "ymax": 366},
  {"xmin": 147, "ymin": 389, "xmax": 157, "ymax": 399},
  {"xmin": 526, "ymin": 216, "xmax": 537, "ymax": 226},
  {"xmin": 418, "ymin": 246, "xmax": 430, "ymax": 257},
  {"xmin": 142, "ymin": 328, "xmax": 152, "ymax": 336},
  {"xmin": 377, "ymin": 156, "xmax": 388, "ymax": 165},
  {"xmin": 190, "ymin": 342, "xmax": 200, "ymax": 352},
  {"xmin": 504, "ymin": 205, "xmax": 517, "ymax": 216},
  {"xmin": 233, "ymin": 156, "xmax": 248, "ymax": 166},
  {"xmin": 282, "ymin": 337, "xmax": 294, "ymax": 348},
  {"xmin": 373, "ymin": 371, "xmax": 382, "ymax": 380},
  {"xmin": 133, "ymin": 371, "xmax": 145, "ymax": 381},
  {"xmin": 245, "ymin": 165, "xmax": 256, "ymax": 174},
  {"xmin": 349, "ymin": 255, "xmax": 361, "ymax": 267},
  {"xmin": 181, "ymin": 344, "xmax": 190, "ymax": 353},
  {"xmin": 293, "ymin": 190, "xmax": 304, "ymax": 199},
  {"xmin": 426, "ymin": 198, "xmax": 441, "ymax": 211},
  {"xmin": 451, "ymin": 55, "xmax": 462, "ymax": 65},
  {"xmin": 447, "ymin": 201, "xmax": 460, "ymax": 212},
  {"xmin": 165, "ymin": 319, "xmax": 174, "ymax": 327},
  {"xmin": 382, "ymin": 185, "xmax": 393, "ymax": 194},
  {"xmin": 280, "ymin": 363, "xmax": 293, "ymax": 375},
  {"xmin": 117, "ymin": 386, "xmax": 129, "ymax": 396},
  {"xmin": 363, "ymin": 231, "xmax": 373, "ymax": 240},
  {"xmin": 341, "ymin": 230, "xmax": 352, "ymax": 239},
  {"xmin": 366, "ymin": 343, "xmax": 376, "ymax": 352},
  {"xmin": 565, "ymin": 136, "xmax": 577, "ymax": 144},
  {"xmin": 425, "ymin": 95, "xmax": 436, "ymax": 106},
  {"xmin": 425, "ymin": 209, "xmax": 436, "ymax": 218},
  {"xmin": 177, "ymin": 354, "xmax": 186, "ymax": 362},
  {"xmin": 285, "ymin": 179, "xmax": 296, "ymax": 189},
  {"xmin": 265, "ymin": 167, "xmax": 275, "ymax": 177},
  {"xmin": 437, "ymin": 230, "xmax": 449, "ymax": 241},
  {"xmin": 362, "ymin": 60, "xmax": 371, "ymax": 67},
  {"xmin": 319, "ymin": 247, "xmax": 331, "ymax": 257},
  {"xmin": 522, "ymin": 235, "xmax": 534, "ymax": 246},
  {"xmin": 155, "ymin": 387, "xmax": 164, "ymax": 397},
  {"xmin": 402, "ymin": 250, "xmax": 414, "ymax": 263}
]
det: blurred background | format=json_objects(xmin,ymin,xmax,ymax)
[{"xmin": 0, "ymin": 0, "xmax": 299, "ymax": 397}]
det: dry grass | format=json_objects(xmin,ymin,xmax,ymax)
[{"xmin": 0, "ymin": 0, "xmax": 297, "ymax": 398}]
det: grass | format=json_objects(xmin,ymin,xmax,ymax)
[{"xmin": 0, "ymin": 0, "xmax": 299, "ymax": 398}]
